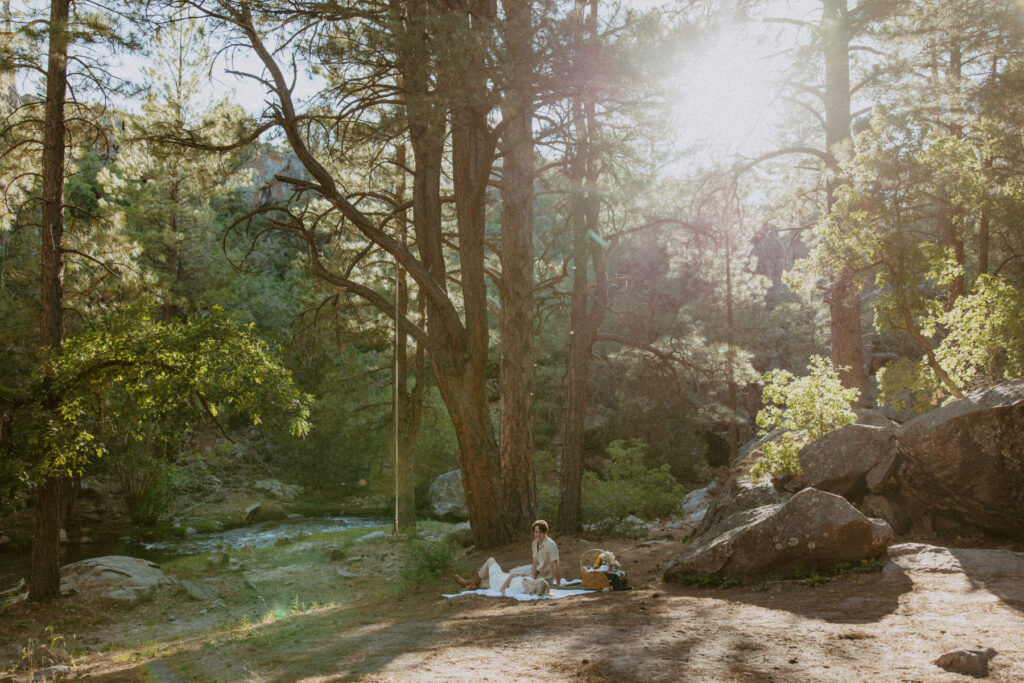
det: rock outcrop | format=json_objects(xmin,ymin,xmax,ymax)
[
  {"xmin": 253, "ymin": 479, "xmax": 303, "ymax": 501},
  {"xmin": 60, "ymin": 556, "xmax": 176, "ymax": 606},
  {"xmin": 894, "ymin": 379, "xmax": 1024, "ymax": 539},
  {"xmin": 428, "ymin": 470, "xmax": 468, "ymax": 521},
  {"xmin": 795, "ymin": 423, "xmax": 898, "ymax": 500},
  {"xmin": 664, "ymin": 488, "xmax": 893, "ymax": 583}
]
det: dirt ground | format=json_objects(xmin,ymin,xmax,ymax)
[{"xmin": 2, "ymin": 529, "xmax": 1023, "ymax": 682}]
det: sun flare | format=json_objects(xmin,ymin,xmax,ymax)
[{"xmin": 669, "ymin": 27, "xmax": 786, "ymax": 155}]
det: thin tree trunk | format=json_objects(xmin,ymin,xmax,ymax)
[
  {"xmin": 558, "ymin": 0, "xmax": 604, "ymax": 534},
  {"xmin": 498, "ymin": 0, "xmax": 537, "ymax": 532},
  {"xmin": 393, "ymin": 143, "xmax": 416, "ymax": 534},
  {"xmin": 822, "ymin": 0, "xmax": 864, "ymax": 396},
  {"xmin": 31, "ymin": 0, "xmax": 70, "ymax": 603}
]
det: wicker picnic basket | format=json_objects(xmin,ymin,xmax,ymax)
[{"xmin": 580, "ymin": 549, "xmax": 612, "ymax": 590}]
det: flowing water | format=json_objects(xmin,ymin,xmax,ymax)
[{"xmin": 0, "ymin": 515, "xmax": 388, "ymax": 591}]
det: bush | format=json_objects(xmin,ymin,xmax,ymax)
[
  {"xmin": 581, "ymin": 439, "xmax": 685, "ymax": 524},
  {"xmin": 400, "ymin": 540, "xmax": 455, "ymax": 588},
  {"xmin": 750, "ymin": 356, "xmax": 859, "ymax": 480},
  {"xmin": 534, "ymin": 449, "xmax": 559, "ymax": 522}
]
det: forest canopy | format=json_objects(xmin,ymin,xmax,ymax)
[{"xmin": 3, "ymin": 0, "xmax": 1024, "ymax": 602}]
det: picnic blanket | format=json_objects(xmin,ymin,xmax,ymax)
[{"xmin": 443, "ymin": 579, "xmax": 592, "ymax": 602}]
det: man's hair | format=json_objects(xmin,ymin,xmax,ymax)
[
  {"xmin": 532, "ymin": 519, "xmax": 549, "ymax": 533},
  {"xmin": 525, "ymin": 578, "xmax": 550, "ymax": 596}
]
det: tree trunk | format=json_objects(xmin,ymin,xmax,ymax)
[
  {"xmin": 404, "ymin": 0, "xmax": 512, "ymax": 547},
  {"xmin": 497, "ymin": 0, "xmax": 537, "ymax": 532},
  {"xmin": 558, "ymin": 0, "xmax": 604, "ymax": 534},
  {"xmin": 30, "ymin": 0, "xmax": 70, "ymax": 604},
  {"xmin": 822, "ymin": 0, "xmax": 864, "ymax": 396},
  {"xmin": 393, "ymin": 143, "xmax": 416, "ymax": 534}
]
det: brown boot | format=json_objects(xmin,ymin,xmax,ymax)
[{"xmin": 454, "ymin": 574, "xmax": 480, "ymax": 590}]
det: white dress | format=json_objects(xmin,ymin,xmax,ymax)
[{"xmin": 487, "ymin": 561, "xmax": 527, "ymax": 594}]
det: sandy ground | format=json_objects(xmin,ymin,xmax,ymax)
[{"xmin": 2, "ymin": 532, "xmax": 1022, "ymax": 682}]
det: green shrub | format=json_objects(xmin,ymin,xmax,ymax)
[
  {"xmin": 581, "ymin": 439, "xmax": 685, "ymax": 524},
  {"xmin": 400, "ymin": 540, "xmax": 455, "ymax": 588},
  {"xmin": 534, "ymin": 449, "xmax": 559, "ymax": 522},
  {"xmin": 750, "ymin": 356, "xmax": 859, "ymax": 480}
]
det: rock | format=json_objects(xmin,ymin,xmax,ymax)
[
  {"xmin": 355, "ymin": 531, "xmax": 387, "ymax": 544},
  {"xmin": 680, "ymin": 484, "xmax": 717, "ymax": 517},
  {"xmin": 253, "ymin": 478, "xmax": 303, "ymax": 501},
  {"xmin": 79, "ymin": 536, "xmax": 93, "ymax": 545},
  {"xmin": 287, "ymin": 513, "xmax": 303, "ymax": 520},
  {"xmin": 428, "ymin": 470, "xmax": 468, "ymax": 521},
  {"xmin": 179, "ymin": 579, "xmax": 220, "ymax": 602},
  {"xmin": 860, "ymin": 495, "xmax": 912, "ymax": 535},
  {"xmin": 243, "ymin": 501, "xmax": 287, "ymax": 524},
  {"xmin": 32, "ymin": 665, "xmax": 71, "ymax": 680},
  {"xmin": 796, "ymin": 424, "xmax": 899, "ymax": 500},
  {"xmin": 894, "ymin": 379, "xmax": 1024, "ymax": 538},
  {"xmin": 613, "ymin": 515, "xmax": 650, "ymax": 538},
  {"xmin": 184, "ymin": 527, "xmax": 197, "ymax": 536},
  {"xmin": 59, "ymin": 529, "xmax": 69, "ymax": 544},
  {"xmin": 337, "ymin": 569, "xmax": 359, "ymax": 579},
  {"xmin": 933, "ymin": 647, "xmax": 997, "ymax": 677},
  {"xmin": 204, "ymin": 488, "xmax": 227, "ymax": 504},
  {"xmin": 853, "ymin": 408, "xmax": 898, "ymax": 428},
  {"xmin": 323, "ymin": 546, "xmax": 347, "ymax": 561},
  {"xmin": 0, "ymin": 534, "xmax": 12, "ymax": 549},
  {"xmin": 887, "ymin": 543, "xmax": 1024, "ymax": 579},
  {"xmin": 60, "ymin": 556, "xmax": 176, "ymax": 606},
  {"xmin": 243, "ymin": 503, "xmax": 261, "ymax": 524},
  {"xmin": 445, "ymin": 522, "xmax": 474, "ymax": 547},
  {"xmin": 698, "ymin": 478, "xmax": 789, "ymax": 536},
  {"xmin": 663, "ymin": 488, "xmax": 893, "ymax": 583}
]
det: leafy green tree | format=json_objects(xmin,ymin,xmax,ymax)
[
  {"xmin": 1, "ymin": 304, "xmax": 309, "ymax": 496},
  {"xmin": 581, "ymin": 439, "xmax": 685, "ymax": 524},
  {"xmin": 751, "ymin": 355, "xmax": 859, "ymax": 479}
]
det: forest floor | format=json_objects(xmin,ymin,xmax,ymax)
[{"xmin": 2, "ymin": 524, "xmax": 1023, "ymax": 682}]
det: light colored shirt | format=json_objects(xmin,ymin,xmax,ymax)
[{"xmin": 532, "ymin": 536, "xmax": 559, "ymax": 582}]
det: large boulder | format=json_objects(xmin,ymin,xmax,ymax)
[
  {"xmin": 796, "ymin": 423, "xmax": 899, "ymax": 500},
  {"xmin": 894, "ymin": 379, "xmax": 1024, "ymax": 539},
  {"xmin": 887, "ymin": 542, "xmax": 1024, "ymax": 580},
  {"xmin": 698, "ymin": 477, "xmax": 788, "ymax": 536},
  {"xmin": 60, "ymin": 556, "xmax": 175, "ymax": 606},
  {"xmin": 663, "ymin": 488, "xmax": 893, "ymax": 583},
  {"xmin": 253, "ymin": 479, "xmax": 303, "ymax": 501},
  {"xmin": 428, "ymin": 470, "xmax": 468, "ymax": 521}
]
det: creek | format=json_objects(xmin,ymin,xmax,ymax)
[{"xmin": 0, "ymin": 514, "xmax": 388, "ymax": 591}]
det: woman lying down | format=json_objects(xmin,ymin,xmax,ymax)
[{"xmin": 454, "ymin": 557, "xmax": 550, "ymax": 597}]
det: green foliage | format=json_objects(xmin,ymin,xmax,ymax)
[
  {"xmin": 534, "ymin": 449, "xmax": 559, "ymax": 523},
  {"xmin": 581, "ymin": 439, "xmax": 686, "ymax": 523},
  {"xmin": 878, "ymin": 275, "xmax": 1024, "ymax": 410},
  {"xmin": 751, "ymin": 356, "xmax": 859, "ymax": 480},
  {"xmin": 1, "ymin": 305, "xmax": 310, "ymax": 494},
  {"xmin": 400, "ymin": 540, "xmax": 455, "ymax": 588}
]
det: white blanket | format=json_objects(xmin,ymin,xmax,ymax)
[{"xmin": 444, "ymin": 579, "xmax": 592, "ymax": 602}]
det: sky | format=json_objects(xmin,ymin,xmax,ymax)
[{"xmin": 12, "ymin": 0, "xmax": 819, "ymax": 162}]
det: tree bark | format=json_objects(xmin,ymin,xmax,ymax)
[
  {"xmin": 402, "ymin": 0, "xmax": 513, "ymax": 547},
  {"xmin": 497, "ymin": 0, "xmax": 537, "ymax": 532},
  {"xmin": 393, "ymin": 143, "xmax": 417, "ymax": 534},
  {"xmin": 558, "ymin": 0, "xmax": 605, "ymax": 534},
  {"xmin": 31, "ymin": 0, "xmax": 70, "ymax": 603},
  {"xmin": 822, "ymin": 0, "xmax": 864, "ymax": 396}
]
